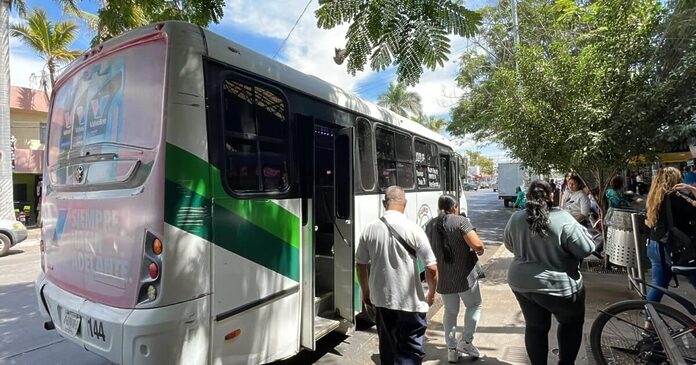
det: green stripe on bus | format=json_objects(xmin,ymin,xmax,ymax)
[
  {"xmin": 164, "ymin": 179, "xmax": 211, "ymax": 240},
  {"xmin": 165, "ymin": 144, "xmax": 210, "ymax": 198},
  {"xmin": 165, "ymin": 143, "xmax": 300, "ymax": 249},
  {"xmin": 164, "ymin": 179, "xmax": 299, "ymax": 281},
  {"xmin": 212, "ymin": 203, "xmax": 300, "ymax": 281}
]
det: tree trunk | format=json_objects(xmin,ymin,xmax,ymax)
[
  {"xmin": 48, "ymin": 60, "xmax": 55, "ymax": 88},
  {"xmin": 0, "ymin": 0, "xmax": 15, "ymax": 220}
]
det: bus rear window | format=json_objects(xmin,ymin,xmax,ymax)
[{"xmin": 47, "ymin": 39, "xmax": 166, "ymax": 169}]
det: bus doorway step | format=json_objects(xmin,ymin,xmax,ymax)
[{"xmin": 314, "ymin": 316, "xmax": 340, "ymax": 341}]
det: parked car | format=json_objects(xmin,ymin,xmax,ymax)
[
  {"xmin": 0, "ymin": 219, "xmax": 28, "ymax": 256},
  {"xmin": 462, "ymin": 182, "xmax": 479, "ymax": 191},
  {"xmin": 480, "ymin": 181, "xmax": 490, "ymax": 189}
]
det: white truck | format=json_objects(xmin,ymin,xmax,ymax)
[{"xmin": 497, "ymin": 162, "xmax": 526, "ymax": 207}]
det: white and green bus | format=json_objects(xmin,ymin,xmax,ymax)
[{"xmin": 35, "ymin": 21, "xmax": 469, "ymax": 365}]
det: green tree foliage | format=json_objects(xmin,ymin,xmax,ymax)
[
  {"xmin": 448, "ymin": 0, "xmax": 691, "ymax": 179},
  {"xmin": 424, "ymin": 116, "xmax": 448, "ymax": 133},
  {"xmin": 315, "ymin": 0, "xmax": 482, "ymax": 85},
  {"xmin": 11, "ymin": 8, "xmax": 80, "ymax": 88},
  {"xmin": 67, "ymin": 0, "xmax": 224, "ymax": 43},
  {"xmin": 378, "ymin": 82, "xmax": 423, "ymax": 117},
  {"xmin": 410, "ymin": 112, "xmax": 448, "ymax": 133},
  {"xmin": 465, "ymin": 150, "xmax": 493, "ymax": 175}
]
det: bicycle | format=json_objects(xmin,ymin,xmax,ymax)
[{"xmin": 590, "ymin": 266, "xmax": 696, "ymax": 364}]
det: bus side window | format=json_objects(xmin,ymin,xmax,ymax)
[
  {"xmin": 440, "ymin": 155, "xmax": 453, "ymax": 191},
  {"xmin": 415, "ymin": 140, "xmax": 440, "ymax": 189},
  {"xmin": 222, "ymin": 79, "xmax": 289, "ymax": 193},
  {"xmin": 375, "ymin": 127, "xmax": 414, "ymax": 189},
  {"xmin": 357, "ymin": 118, "xmax": 375, "ymax": 191}
]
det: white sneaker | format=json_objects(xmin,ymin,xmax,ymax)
[
  {"xmin": 457, "ymin": 340, "xmax": 480, "ymax": 358},
  {"xmin": 447, "ymin": 349, "xmax": 460, "ymax": 363}
]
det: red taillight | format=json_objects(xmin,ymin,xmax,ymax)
[{"xmin": 148, "ymin": 262, "xmax": 159, "ymax": 279}]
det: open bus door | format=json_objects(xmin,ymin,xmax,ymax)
[
  {"xmin": 298, "ymin": 118, "xmax": 354, "ymax": 350},
  {"xmin": 333, "ymin": 127, "xmax": 355, "ymax": 323},
  {"xmin": 297, "ymin": 114, "xmax": 316, "ymax": 350}
]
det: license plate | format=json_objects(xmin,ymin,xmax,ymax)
[{"xmin": 62, "ymin": 311, "xmax": 81, "ymax": 337}]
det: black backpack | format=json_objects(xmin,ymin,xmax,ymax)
[{"xmin": 659, "ymin": 192, "xmax": 696, "ymax": 267}]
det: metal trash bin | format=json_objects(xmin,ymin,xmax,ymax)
[{"xmin": 604, "ymin": 208, "xmax": 649, "ymax": 268}]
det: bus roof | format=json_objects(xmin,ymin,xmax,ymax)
[{"xmin": 201, "ymin": 26, "xmax": 454, "ymax": 149}]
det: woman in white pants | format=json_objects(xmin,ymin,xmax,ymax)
[{"xmin": 425, "ymin": 195, "xmax": 485, "ymax": 363}]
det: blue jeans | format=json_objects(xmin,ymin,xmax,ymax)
[
  {"xmin": 441, "ymin": 281, "xmax": 482, "ymax": 348},
  {"xmin": 375, "ymin": 307, "xmax": 428, "ymax": 365},
  {"xmin": 646, "ymin": 240, "xmax": 696, "ymax": 302}
]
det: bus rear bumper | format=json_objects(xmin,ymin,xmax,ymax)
[{"xmin": 35, "ymin": 273, "xmax": 210, "ymax": 365}]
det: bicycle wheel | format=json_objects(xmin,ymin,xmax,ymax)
[{"xmin": 590, "ymin": 299, "xmax": 696, "ymax": 364}]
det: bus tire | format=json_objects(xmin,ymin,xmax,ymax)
[{"xmin": 504, "ymin": 200, "xmax": 510, "ymax": 208}]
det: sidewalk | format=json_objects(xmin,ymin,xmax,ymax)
[{"xmin": 421, "ymin": 243, "xmax": 696, "ymax": 365}]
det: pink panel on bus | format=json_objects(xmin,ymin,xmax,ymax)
[{"xmin": 43, "ymin": 37, "xmax": 167, "ymax": 308}]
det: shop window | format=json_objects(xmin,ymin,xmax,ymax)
[{"xmin": 223, "ymin": 79, "xmax": 289, "ymax": 192}]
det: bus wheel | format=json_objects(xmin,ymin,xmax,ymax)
[
  {"xmin": 504, "ymin": 200, "xmax": 510, "ymax": 208},
  {"xmin": 0, "ymin": 233, "xmax": 11, "ymax": 257}
]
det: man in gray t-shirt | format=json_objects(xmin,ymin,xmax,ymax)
[{"xmin": 356, "ymin": 185, "xmax": 438, "ymax": 365}]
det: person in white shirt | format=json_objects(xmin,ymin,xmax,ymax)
[
  {"xmin": 563, "ymin": 175, "xmax": 591, "ymax": 224},
  {"xmin": 356, "ymin": 185, "xmax": 438, "ymax": 365}
]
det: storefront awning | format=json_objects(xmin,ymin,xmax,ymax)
[{"xmin": 659, "ymin": 151, "xmax": 693, "ymax": 164}]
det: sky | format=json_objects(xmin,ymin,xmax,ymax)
[{"xmin": 10, "ymin": 0, "xmax": 508, "ymax": 160}]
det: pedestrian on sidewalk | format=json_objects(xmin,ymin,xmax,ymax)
[
  {"xmin": 645, "ymin": 167, "xmax": 696, "ymax": 305},
  {"xmin": 355, "ymin": 185, "xmax": 438, "ymax": 365},
  {"xmin": 425, "ymin": 194, "xmax": 485, "ymax": 363},
  {"xmin": 503, "ymin": 180, "xmax": 596, "ymax": 365},
  {"xmin": 562, "ymin": 175, "xmax": 591, "ymax": 225}
]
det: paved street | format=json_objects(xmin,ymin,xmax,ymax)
[
  {"xmin": 0, "ymin": 190, "xmax": 511, "ymax": 365},
  {"xmin": 0, "ymin": 232, "xmax": 110, "ymax": 364}
]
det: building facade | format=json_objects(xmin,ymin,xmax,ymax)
[{"xmin": 10, "ymin": 86, "xmax": 48, "ymax": 226}]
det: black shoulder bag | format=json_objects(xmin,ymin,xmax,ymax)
[
  {"xmin": 659, "ymin": 193, "xmax": 696, "ymax": 268},
  {"xmin": 380, "ymin": 217, "xmax": 417, "ymax": 258}
]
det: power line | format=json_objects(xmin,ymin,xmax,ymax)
[{"xmin": 273, "ymin": 0, "xmax": 314, "ymax": 60}]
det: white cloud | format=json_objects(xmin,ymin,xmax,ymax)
[
  {"xmin": 9, "ymin": 48, "xmax": 45, "ymax": 89},
  {"xmin": 218, "ymin": 1, "xmax": 485, "ymax": 117},
  {"xmin": 221, "ymin": 0, "xmax": 375, "ymax": 90},
  {"xmin": 407, "ymin": 37, "xmax": 473, "ymax": 117}
]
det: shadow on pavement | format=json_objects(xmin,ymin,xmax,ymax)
[
  {"xmin": 0, "ymin": 282, "xmax": 111, "ymax": 365},
  {"xmin": 3, "ymin": 250, "xmax": 24, "ymax": 257}
]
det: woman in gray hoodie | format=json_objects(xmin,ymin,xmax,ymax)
[{"xmin": 504, "ymin": 180, "xmax": 595, "ymax": 365}]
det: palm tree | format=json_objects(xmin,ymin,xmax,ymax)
[
  {"xmin": 11, "ymin": 8, "xmax": 80, "ymax": 89},
  {"xmin": 424, "ymin": 116, "xmax": 448, "ymax": 133},
  {"xmin": 377, "ymin": 82, "xmax": 423, "ymax": 118},
  {"xmin": 0, "ymin": 0, "xmax": 26, "ymax": 220},
  {"xmin": 410, "ymin": 112, "xmax": 448, "ymax": 133}
]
